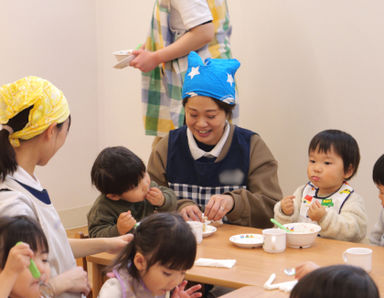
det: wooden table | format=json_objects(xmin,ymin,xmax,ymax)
[{"xmin": 87, "ymin": 224, "xmax": 384, "ymax": 298}]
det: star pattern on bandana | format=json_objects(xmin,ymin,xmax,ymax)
[
  {"xmin": 188, "ymin": 66, "xmax": 200, "ymax": 79},
  {"xmin": 227, "ymin": 73, "xmax": 234, "ymax": 86}
]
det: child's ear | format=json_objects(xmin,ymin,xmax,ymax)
[
  {"xmin": 133, "ymin": 252, "xmax": 147, "ymax": 272},
  {"xmin": 344, "ymin": 164, "xmax": 354, "ymax": 180},
  {"xmin": 106, "ymin": 194, "xmax": 120, "ymax": 201}
]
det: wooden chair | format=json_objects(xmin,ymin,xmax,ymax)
[{"xmin": 76, "ymin": 231, "xmax": 93, "ymax": 298}]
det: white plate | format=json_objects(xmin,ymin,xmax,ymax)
[
  {"xmin": 229, "ymin": 234, "xmax": 264, "ymax": 248},
  {"xmin": 203, "ymin": 225, "xmax": 217, "ymax": 237},
  {"xmin": 113, "ymin": 55, "xmax": 135, "ymax": 69}
]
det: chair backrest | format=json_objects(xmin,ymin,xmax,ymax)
[{"xmin": 76, "ymin": 231, "xmax": 92, "ymax": 298}]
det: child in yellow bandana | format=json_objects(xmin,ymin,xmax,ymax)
[
  {"xmin": 274, "ymin": 129, "xmax": 367, "ymax": 242},
  {"xmin": 0, "ymin": 76, "xmax": 133, "ymax": 297}
]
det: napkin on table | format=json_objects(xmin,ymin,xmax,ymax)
[{"xmin": 194, "ymin": 258, "xmax": 236, "ymax": 268}]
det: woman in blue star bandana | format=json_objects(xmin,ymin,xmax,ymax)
[{"xmin": 147, "ymin": 52, "xmax": 282, "ymax": 228}]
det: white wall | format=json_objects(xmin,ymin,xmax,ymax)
[
  {"xmin": 1, "ymin": 1, "xmax": 383, "ymax": 232},
  {"xmin": 0, "ymin": 0, "xmax": 99, "ymax": 226}
]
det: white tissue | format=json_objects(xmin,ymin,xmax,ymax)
[
  {"xmin": 264, "ymin": 273, "xmax": 297, "ymax": 292},
  {"xmin": 194, "ymin": 258, "xmax": 236, "ymax": 268}
]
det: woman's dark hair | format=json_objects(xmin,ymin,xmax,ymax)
[
  {"xmin": 91, "ymin": 146, "xmax": 146, "ymax": 195},
  {"xmin": 183, "ymin": 97, "xmax": 235, "ymax": 119},
  {"xmin": 109, "ymin": 213, "xmax": 196, "ymax": 280},
  {"xmin": 290, "ymin": 264, "xmax": 379, "ymax": 298},
  {"xmin": 0, "ymin": 105, "xmax": 71, "ymax": 182},
  {"xmin": 0, "ymin": 215, "xmax": 49, "ymax": 269},
  {"xmin": 308, "ymin": 129, "xmax": 360, "ymax": 180},
  {"xmin": 373, "ymin": 154, "xmax": 384, "ymax": 186}
]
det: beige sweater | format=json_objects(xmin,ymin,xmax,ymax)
[
  {"xmin": 147, "ymin": 124, "xmax": 283, "ymax": 228},
  {"xmin": 274, "ymin": 184, "xmax": 367, "ymax": 243}
]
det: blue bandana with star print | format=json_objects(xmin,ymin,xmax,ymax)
[{"xmin": 182, "ymin": 51, "xmax": 240, "ymax": 105}]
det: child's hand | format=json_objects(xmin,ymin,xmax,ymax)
[
  {"xmin": 307, "ymin": 200, "xmax": 326, "ymax": 222},
  {"xmin": 171, "ymin": 280, "xmax": 202, "ymax": 298},
  {"xmin": 295, "ymin": 261, "xmax": 320, "ymax": 279},
  {"xmin": 3, "ymin": 242, "xmax": 33, "ymax": 276},
  {"xmin": 281, "ymin": 195, "xmax": 295, "ymax": 215},
  {"xmin": 117, "ymin": 211, "xmax": 136, "ymax": 235},
  {"xmin": 145, "ymin": 187, "xmax": 165, "ymax": 207}
]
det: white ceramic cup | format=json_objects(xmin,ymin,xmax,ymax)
[
  {"xmin": 343, "ymin": 247, "xmax": 372, "ymax": 272},
  {"xmin": 187, "ymin": 221, "xmax": 203, "ymax": 244},
  {"xmin": 262, "ymin": 228, "xmax": 286, "ymax": 253}
]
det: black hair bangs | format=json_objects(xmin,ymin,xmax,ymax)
[{"xmin": 0, "ymin": 216, "xmax": 48, "ymax": 268}]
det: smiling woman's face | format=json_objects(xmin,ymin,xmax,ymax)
[{"xmin": 184, "ymin": 96, "xmax": 227, "ymax": 146}]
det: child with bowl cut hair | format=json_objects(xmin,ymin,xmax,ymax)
[
  {"xmin": 87, "ymin": 146, "xmax": 177, "ymax": 238},
  {"xmin": 369, "ymin": 154, "xmax": 384, "ymax": 246},
  {"xmin": 99, "ymin": 212, "xmax": 202, "ymax": 298},
  {"xmin": 274, "ymin": 129, "xmax": 367, "ymax": 242}
]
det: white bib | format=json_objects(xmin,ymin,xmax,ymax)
[{"xmin": 299, "ymin": 182, "xmax": 353, "ymax": 223}]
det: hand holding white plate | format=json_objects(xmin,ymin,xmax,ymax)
[{"xmin": 229, "ymin": 234, "xmax": 264, "ymax": 248}]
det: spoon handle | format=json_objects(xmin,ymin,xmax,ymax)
[{"xmin": 270, "ymin": 218, "xmax": 291, "ymax": 233}]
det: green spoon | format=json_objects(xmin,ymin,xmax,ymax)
[
  {"xmin": 270, "ymin": 218, "xmax": 292, "ymax": 233},
  {"xmin": 16, "ymin": 241, "xmax": 41, "ymax": 279}
]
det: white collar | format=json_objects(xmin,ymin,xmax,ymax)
[
  {"xmin": 187, "ymin": 122, "xmax": 230, "ymax": 160},
  {"xmin": 11, "ymin": 166, "xmax": 43, "ymax": 191}
]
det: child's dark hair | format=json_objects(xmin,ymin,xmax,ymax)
[
  {"xmin": 308, "ymin": 129, "xmax": 360, "ymax": 180},
  {"xmin": 0, "ymin": 215, "xmax": 49, "ymax": 269},
  {"xmin": 183, "ymin": 97, "xmax": 235, "ymax": 119},
  {"xmin": 373, "ymin": 154, "xmax": 384, "ymax": 186},
  {"xmin": 290, "ymin": 264, "xmax": 379, "ymax": 298},
  {"xmin": 91, "ymin": 146, "xmax": 146, "ymax": 195},
  {"xmin": 109, "ymin": 212, "xmax": 196, "ymax": 280},
  {"xmin": 0, "ymin": 105, "xmax": 71, "ymax": 182}
]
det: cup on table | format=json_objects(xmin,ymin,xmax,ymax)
[
  {"xmin": 343, "ymin": 247, "xmax": 372, "ymax": 272},
  {"xmin": 187, "ymin": 221, "xmax": 203, "ymax": 244},
  {"xmin": 262, "ymin": 228, "xmax": 286, "ymax": 253}
]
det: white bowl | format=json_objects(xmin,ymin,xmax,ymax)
[
  {"xmin": 283, "ymin": 222, "xmax": 321, "ymax": 248},
  {"xmin": 112, "ymin": 49, "xmax": 133, "ymax": 61}
]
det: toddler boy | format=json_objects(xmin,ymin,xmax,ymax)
[{"xmin": 87, "ymin": 146, "xmax": 176, "ymax": 237}]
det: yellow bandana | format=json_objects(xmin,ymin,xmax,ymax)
[{"xmin": 0, "ymin": 76, "xmax": 70, "ymax": 147}]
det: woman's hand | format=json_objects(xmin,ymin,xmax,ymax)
[
  {"xmin": 105, "ymin": 234, "xmax": 134, "ymax": 254},
  {"xmin": 49, "ymin": 266, "xmax": 90, "ymax": 296},
  {"xmin": 205, "ymin": 194, "xmax": 234, "ymax": 221},
  {"xmin": 130, "ymin": 49, "xmax": 160, "ymax": 73},
  {"xmin": 171, "ymin": 280, "xmax": 202, "ymax": 298},
  {"xmin": 180, "ymin": 205, "xmax": 203, "ymax": 222}
]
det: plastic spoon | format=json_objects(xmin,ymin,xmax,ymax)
[
  {"xmin": 270, "ymin": 218, "xmax": 292, "ymax": 233},
  {"xmin": 284, "ymin": 267, "xmax": 296, "ymax": 276},
  {"xmin": 16, "ymin": 242, "xmax": 40, "ymax": 279}
]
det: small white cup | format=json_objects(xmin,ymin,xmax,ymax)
[
  {"xmin": 343, "ymin": 247, "xmax": 372, "ymax": 272},
  {"xmin": 187, "ymin": 221, "xmax": 203, "ymax": 244},
  {"xmin": 262, "ymin": 228, "xmax": 286, "ymax": 253}
]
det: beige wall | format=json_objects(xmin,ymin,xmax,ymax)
[{"xmin": 1, "ymin": 1, "xmax": 383, "ymax": 233}]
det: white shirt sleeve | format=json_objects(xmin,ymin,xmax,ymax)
[{"xmin": 171, "ymin": 0, "xmax": 213, "ymax": 30}]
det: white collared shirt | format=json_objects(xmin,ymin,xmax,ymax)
[{"xmin": 187, "ymin": 122, "xmax": 230, "ymax": 160}]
